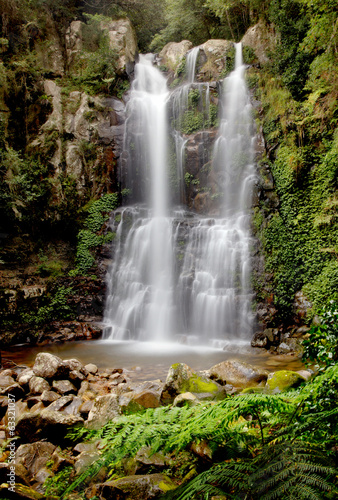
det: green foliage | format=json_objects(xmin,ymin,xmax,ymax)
[
  {"xmin": 44, "ymin": 466, "xmax": 74, "ymax": 498},
  {"xmin": 302, "ymin": 301, "xmax": 338, "ymax": 370},
  {"xmin": 0, "ymin": 147, "xmax": 52, "ymax": 228},
  {"xmin": 34, "ymin": 286, "xmax": 74, "ymax": 326},
  {"xmin": 63, "ymin": 367, "xmax": 338, "ymax": 498},
  {"xmin": 69, "ymin": 14, "xmax": 118, "ymax": 96},
  {"xmin": 72, "ymin": 193, "xmax": 119, "ymax": 275}
]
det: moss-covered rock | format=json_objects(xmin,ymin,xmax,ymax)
[
  {"xmin": 266, "ymin": 370, "xmax": 306, "ymax": 393},
  {"xmin": 160, "ymin": 363, "xmax": 224, "ymax": 405},
  {"xmin": 98, "ymin": 473, "xmax": 176, "ymax": 499}
]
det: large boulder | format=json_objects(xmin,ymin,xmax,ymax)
[
  {"xmin": 199, "ymin": 39, "xmax": 233, "ymax": 80},
  {"xmin": 208, "ymin": 360, "xmax": 269, "ymax": 388},
  {"xmin": 159, "ymin": 40, "xmax": 193, "ymax": 72},
  {"xmin": 32, "ymin": 352, "xmax": 66, "ymax": 379},
  {"xmin": 241, "ymin": 20, "xmax": 277, "ymax": 65},
  {"xmin": 160, "ymin": 363, "xmax": 224, "ymax": 405}
]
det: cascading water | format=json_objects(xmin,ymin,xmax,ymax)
[
  {"xmin": 104, "ymin": 44, "xmax": 256, "ymax": 346},
  {"xmin": 103, "ymin": 55, "xmax": 174, "ymax": 341}
]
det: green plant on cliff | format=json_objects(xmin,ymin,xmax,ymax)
[
  {"xmin": 71, "ymin": 193, "xmax": 119, "ymax": 275},
  {"xmin": 302, "ymin": 301, "xmax": 338, "ymax": 370}
]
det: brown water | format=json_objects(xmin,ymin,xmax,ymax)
[{"xmin": 2, "ymin": 339, "xmax": 304, "ymax": 382}]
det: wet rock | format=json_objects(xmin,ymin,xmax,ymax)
[
  {"xmin": 32, "ymin": 352, "xmax": 66, "ymax": 379},
  {"xmin": 97, "ymin": 473, "xmax": 177, "ymax": 500},
  {"xmin": 16, "ymin": 441, "xmax": 56, "ymax": 478},
  {"xmin": 63, "ymin": 358, "xmax": 84, "ymax": 372},
  {"xmin": 0, "ymin": 461, "xmax": 30, "ymax": 486},
  {"xmin": 63, "ymin": 396, "xmax": 83, "ymax": 416},
  {"xmin": 266, "ymin": 370, "xmax": 306, "ymax": 393},
  {"xmin": 86, "ymin": 394, "xmax": 121, "ymax": 430},
  {"xmin": 296, "ymin": 370, "xmax": 312, "ymax": 382},
  {"xmin": 51, "ymin": 448, "xmax": 74, "ymax": 472},
  {"xmin": 119, "ymin": 390, "xmax": 160, "ymax": 413},
  {"xmin": 0, "ymin": 483, "xmax": 45, "ymax": 499},
  {"xmin": 251, "ymin": 332, "xmax": 268, "ymax": 348},
  {"xmin": 209, "ymin": 360, "xmax": 268, "ymax": 388},
  {"xmin": 125, "ymin": 447, "xmax": 167, "ymax": 475},
  {"xmin": 52, "ymin": 379, "xmax": 77, "ymax": 395},
  {"xmin": 16, "ymin": 409, "xmax": 83, "ymax": 444},
  {"xmin": 0, "ymin": 382, "xmax": 25, "ymax": 399},
  {"xmin": 173, "ymin": 392, "xmax": 199, "ymax": 407},
  {"xmin": 41, "ymin": 390, "xmax": 61, "ymax": 405},
  {"xmin": 0, "ymin": 375, "xmax": 16, "ymax": 388},
  {"xmin": 79, "ymin": 400, "xmax": 94, "ymax": 418},
  {"xmin": 17, "ymin": 369, "xmax": 35, "ymax": 387},
  {"xmin": 160, "ymin": 363, "xmax": 224, "ymax": 405},
  {"xmin": 199, "ymin": 39, "xmax": 233, "ymax": 80},
  {"xmin": 69, "ymin": 370, "xmax": 86, "ymax": 385},
  {"xmin": 26, "ymin": 395, "xmax": 42, "ymax": 409},
  {"xmin": 48, "ymin": 395, "xmax": 75, "ymax": 412},
  {"xmin": 29, "ymin": 376, "xmax": 51, "ymax": 394},
  {"xmin": 293, "ymin": 291, "xmax": 312, "ymax": 323},
  {"xmin": 84, "ymin": 363, "xmax": 98, "ymax": 375}
]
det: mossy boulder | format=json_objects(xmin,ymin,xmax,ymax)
[
  {"xmin": 266, "ymin": 370, "xmax": 306, "ymax": 393},
  {"xmin": 160, "ymin": 363, "xmax": 224, "ymax": 405},
  {"xmin": 97, "ymin": 473, "xmax": 176, "ymax": 499}
]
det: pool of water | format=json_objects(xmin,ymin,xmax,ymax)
[{"xmin": 2, "ymin": 339, "xmax": 304, "ymax": 382}]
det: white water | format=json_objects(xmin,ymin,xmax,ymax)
[
  {"xmin": 104, "ymin": 44, "xmax": 256, "ymax": 346},
  {"xmin": 104, "ymin": 55, "xmax": 174, "ymax": 341}
]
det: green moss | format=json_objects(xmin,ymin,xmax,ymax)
[
  {"xmin": 181, "ymin": 374, "xmax": 220, "ymax": 394},
  {"xmin": 266, "ymin": 371, "xmax": 306, "ymax": 392},
  {"xmin": 159, "ymin": 479, "xmax": 177, "ymax": 492}
]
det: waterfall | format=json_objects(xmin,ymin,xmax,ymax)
[
  {"xmin": 104, "ymin": 44, "xmax": 256, "ymax": 346},
  {"xmin": 104, "ymin": 55, "xmax": 174, "ymax": 341}
]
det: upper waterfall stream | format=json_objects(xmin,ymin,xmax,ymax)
[{"xmin": 103, "ymin": 45, "xmax": 256, "ymax": 347}]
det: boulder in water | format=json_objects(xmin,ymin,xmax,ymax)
[
  {"xmin": 160, "ymin": 363, "xmax": 224, "ymax": 404},
  {"xmin": 208, "ymin": 360, "xmax": 269, "ymax": 388}
]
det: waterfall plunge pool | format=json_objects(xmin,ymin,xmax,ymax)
[{"xmin": 3, "ymin": 339, "xmax": 304, "ymax": 382}]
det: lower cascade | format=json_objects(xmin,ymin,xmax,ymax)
[{"xmin": 103, "ymin": 44, "xmax": 256, "ymax": 346}]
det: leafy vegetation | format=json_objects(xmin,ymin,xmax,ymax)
[
  {"xmin": 51, "ymin": 365, "xmax": 338, "ymax": 499},
  {"xmin": 302, "ymin": 301, "xmax": 338, "ymax": 370},
  {"xmin": 71, "ymin": 193, "xmax": 119, "ymax": 275}
]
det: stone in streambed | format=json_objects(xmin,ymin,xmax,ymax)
[
  {"xmin": 32, "ymin": 352, "xmax": 67, "ymax": 379},
  {"xmin": 52, "ymin": 379, "xmax": 77, "ymax": 395},
  {"xmin": 160, "ymin": 363, "xmax": 224, "ymax": 405},
  {"xmin": 173, "ymin": 392, "xmax": 199, "ymax": 407},
  {"xmin": 208, "ymin": 360, "xmax": 269, "ymax": 388},
  {"xmin": 29, "ymin": 376, "xmax": 50, "ymax": 394}
]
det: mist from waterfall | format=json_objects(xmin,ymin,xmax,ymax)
[{"xmin": 104, "ymin": 44, "xmax": 256, "ymax": 346}]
